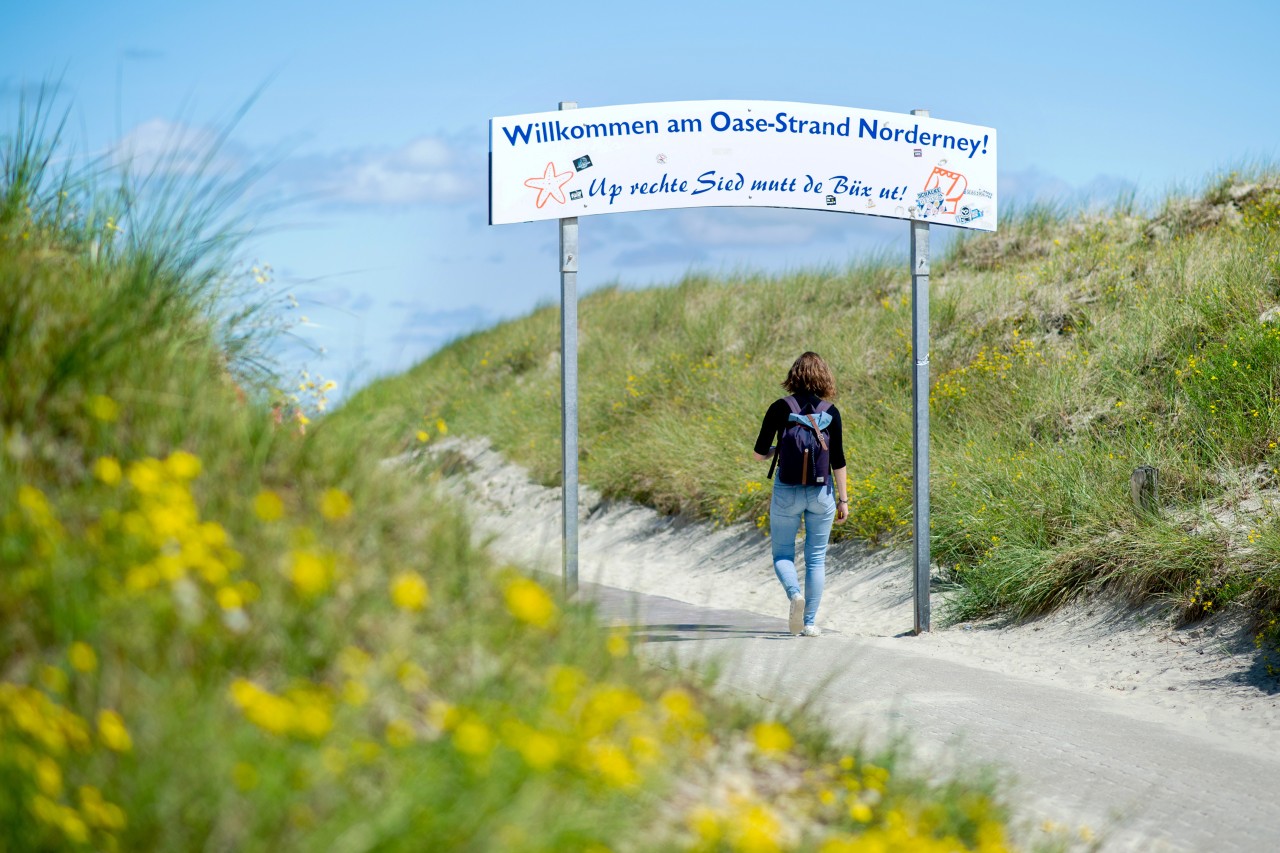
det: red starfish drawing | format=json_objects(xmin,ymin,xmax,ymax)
[{"xmin": 523, "ymin": 162, "xmax": 574, "ymax": 208}]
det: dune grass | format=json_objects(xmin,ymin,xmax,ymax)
[
  {"xmin": 0, "ymin": 98, "xmax": 1028, "ymax": 851},
  {"xmin": 335, "ymin": 168, "xmax": 1280, "ymax": 672}
]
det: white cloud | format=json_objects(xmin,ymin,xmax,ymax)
[
  {"xmin": 108, "ymin": 123, "xmax": 482, "ymax": 210},
  {"xmin": 299, "ymin": 135, "xmax": 478, "ymax": 207},
  {"xmin": 112, "ymin": 118, "xmax": 242, "ymax": 177}
]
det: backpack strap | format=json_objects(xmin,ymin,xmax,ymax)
[
  {"xmin": 803, "ymin": 414, "xmax": 829, "ymax": 451},
  {"xmin": 807, "ymin": 400, "xmax": 832, "ymax": 451},
  {"xmin": 817, "ymin": 400, "xmax": 835, "ymax": 487},
  {"xmin": 766, "ymin": 397, "xmax": 798, "ymax": 480}
]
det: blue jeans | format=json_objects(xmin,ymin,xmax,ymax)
[{"xmin": 770, "ymin": 482, "xmax": 836, "ymax": 626}]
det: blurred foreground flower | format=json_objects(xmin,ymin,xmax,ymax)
[
  {"xmin": 750, "ymin": 721, "xmax": 793, "ymax": 755},
  {"xmin": 320, "ymin": 488, "xmax": 353, "ymax": 521},
  {"xmin": 254, "ymin": 490, "xmax": 285, "ymax": 521},
  {"xmin": 504, "ymin": 576, "xmax": 557, "ymax": 628},
  {"xmin": 389, "ymin": 571, "xmax": 430, "ymax": 611}
]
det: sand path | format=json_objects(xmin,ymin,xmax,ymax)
[{"xmin": 429, "ymin": 438, "xmax": 1280, "ymax": 851}]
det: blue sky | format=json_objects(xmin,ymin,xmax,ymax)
[{"xmin": 3, "ymin": 1, "xmax": 1277, "ymax": 397}]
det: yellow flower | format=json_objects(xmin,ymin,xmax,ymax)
[
  {"xmin": 504, "ymin": 576, "xmax": 558, "ymax": 628},
  {"xmin": 319, "ymin": 488, "xmax": 353, "ymax": 521},
  {"xmin": 230, "ymin": 679, "xmax": 294, "ymax": 736},
  {"xmin": 216, "ymin": 586, "xmax": 243, "ymax": 611},
  {"xmin": 581, "ymin": 685, "xmax": 644, "ymax": 735},
  {"xmin": 289, "ymin": 549, "xmax": 332, "ymax": 598},
  {"xmin": 686, "ymin": 805, "xmax": 722, "ymax": 844},
  {"xmin": 728, "ymin": 803, "xmax": 783, "ymax": 853},
  {"xmin": 390, "ymin": 571, "xmax": 430, "ymax": 611},
  {"xmin": 630, "ymin": 733, "xmax": 661, "ymax": 766},
  {"xmin": 605, "ymin": 631, "xmax": 629, "ymax": 658},
  {"xmin": 18, "ymin": 484, "xmax": 52, "ymax": 517},
  {"xmin": 849, "ymin": 802, "xmax": 873, "ymax": 823},
  {"xmin": 342, "ymin": 680, "xmax": 370, "ymax": 707},
  {"xmin": 126, "ymin": 459, "xmax": 164, "ymax": 493},
  {"xmin": 69, "ymin": 642, "xmax": 97, "ymax": 673},
  {"xmin": 435, "ymin": 418, "xmax": 448, "ymax": 435},
  {"xmin": 426, "ymin": 700, "xmax": 458, "ymax": 733},
  {"xmin": 548, "ymin": 665, "xmax": 587, "ymax": 705},
  {"xmin": 253, "ymin": 490, "xmax": 285, "ymax": 522},
  {"xmin": 165, "ymin": 450, "xmax": 202, "ymax": 480},
  {"xmin": 59, "ymin": 810, "xmax": 90, "ymax": 844},
  {"xmin": 861, "ymin": 763, "xmax": 889, "ymax": 791},
  {"xmin": 385, "ymin": 719, "xmax": 416, "ymax": 748},
  {"xmin": 750, "ymin": 721, "xmax": 793, "ymax": 754},
  {"xmin": 658, "ymin": 688, "xmax": 694, "ymax": 716},
  {"xmin": 396, "ymin": 661, "xmax": 430, "ymax": 692},
  {"xmin": 93, "ymin": 457, "xmax": 123, "ymax": 486},
  {"xmin": 97, "ymin": 709, "xmax": 133, "ymax": 752},
  {"xmin": 78, "ymin": 785, "xmax": 126, "ymax": 830},
  {"xmin": 416, "ymin": 430, "xmax": 430, "ymax": 443},
  {"xmin": 453, "ymin": 718, "xmax": 494, "ymax": 757},
  {"xmin": 35, "ymin": 756, "xmax": 62, "ymax": 796},
  {"xmin": 584, "ymin": 741, "xmax": 637, "ymax": 788},
  {"xmin": 87, "ymin": 394, "xmax": 119, "ymax": 422},
  {"xmin": 294, "ymin": 701, "xmax": 333, "ymax": 740},
  {"xmin": 512, "ymin": 727, "xmax": 560, "ymax": 771}
]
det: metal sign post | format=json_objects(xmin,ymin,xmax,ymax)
[
  {"xmin": 910, "ymin": 108, "xmax": 932, "ymax": 634},
  {"xmin": 558, "ymin": 101, "xmax": 580, "ymax": 597}
]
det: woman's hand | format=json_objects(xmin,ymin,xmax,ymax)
[{"xmin": 835, "ymin": 498, "xmax": 849, "ymax": 523}]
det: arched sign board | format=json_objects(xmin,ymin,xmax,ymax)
[
  {"xmin": 488, "ymin": 100, "xmax": 999, "ymax": 634},
  {"xmin": 489, "ymin": 100, "xmax": 997, "ymax": 228}
]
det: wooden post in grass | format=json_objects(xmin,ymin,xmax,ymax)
[
  {"xmin": 559, "ymin": 101, "xmax": 580, "ymax": 597},
  {"xmin": 1131, "ymin": 466, "xmax": 1159, "ymax": 514}
]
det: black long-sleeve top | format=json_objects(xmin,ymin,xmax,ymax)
[{"xmin": 753, "ymin": 393, "xmax": 846, "ymax": 469}]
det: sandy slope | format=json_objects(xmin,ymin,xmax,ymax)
[{"xmin": 425, "ymin": 437, "xmax": 1280, "ymax": 755}]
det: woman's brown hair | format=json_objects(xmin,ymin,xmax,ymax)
[{"xmin": 782, "ymin": 351, "xmax": 836, "ymax": 399}]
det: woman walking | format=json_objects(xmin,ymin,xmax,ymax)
[{"xmin": 753, "ymin": 352, "xmax": 848, "ymax": 636}]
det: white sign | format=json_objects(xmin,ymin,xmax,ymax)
[{"xmin": 489, "ymin": 100, "xmax": 997, "ymax": 231}]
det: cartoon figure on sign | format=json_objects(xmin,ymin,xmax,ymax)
[
  {"xmin": 524, "ymin": 162, "xmax": 575, "ymax": 208},
  {"xmin": 922, "ymin": 165, "xmax": 967, "ymax": 214}
]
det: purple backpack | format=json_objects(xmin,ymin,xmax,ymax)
[{"xmin": 767, "ymin": 396, "xmax": 833, "ymax": 486}]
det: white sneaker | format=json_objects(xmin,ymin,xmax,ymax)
[
  {"xmin": 801, "ymin": 625, "xmax": 821, "ymax": 637},
  {"xmin": 788, "ymin": 593, "xmax": 805, "ymax": 635}
]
